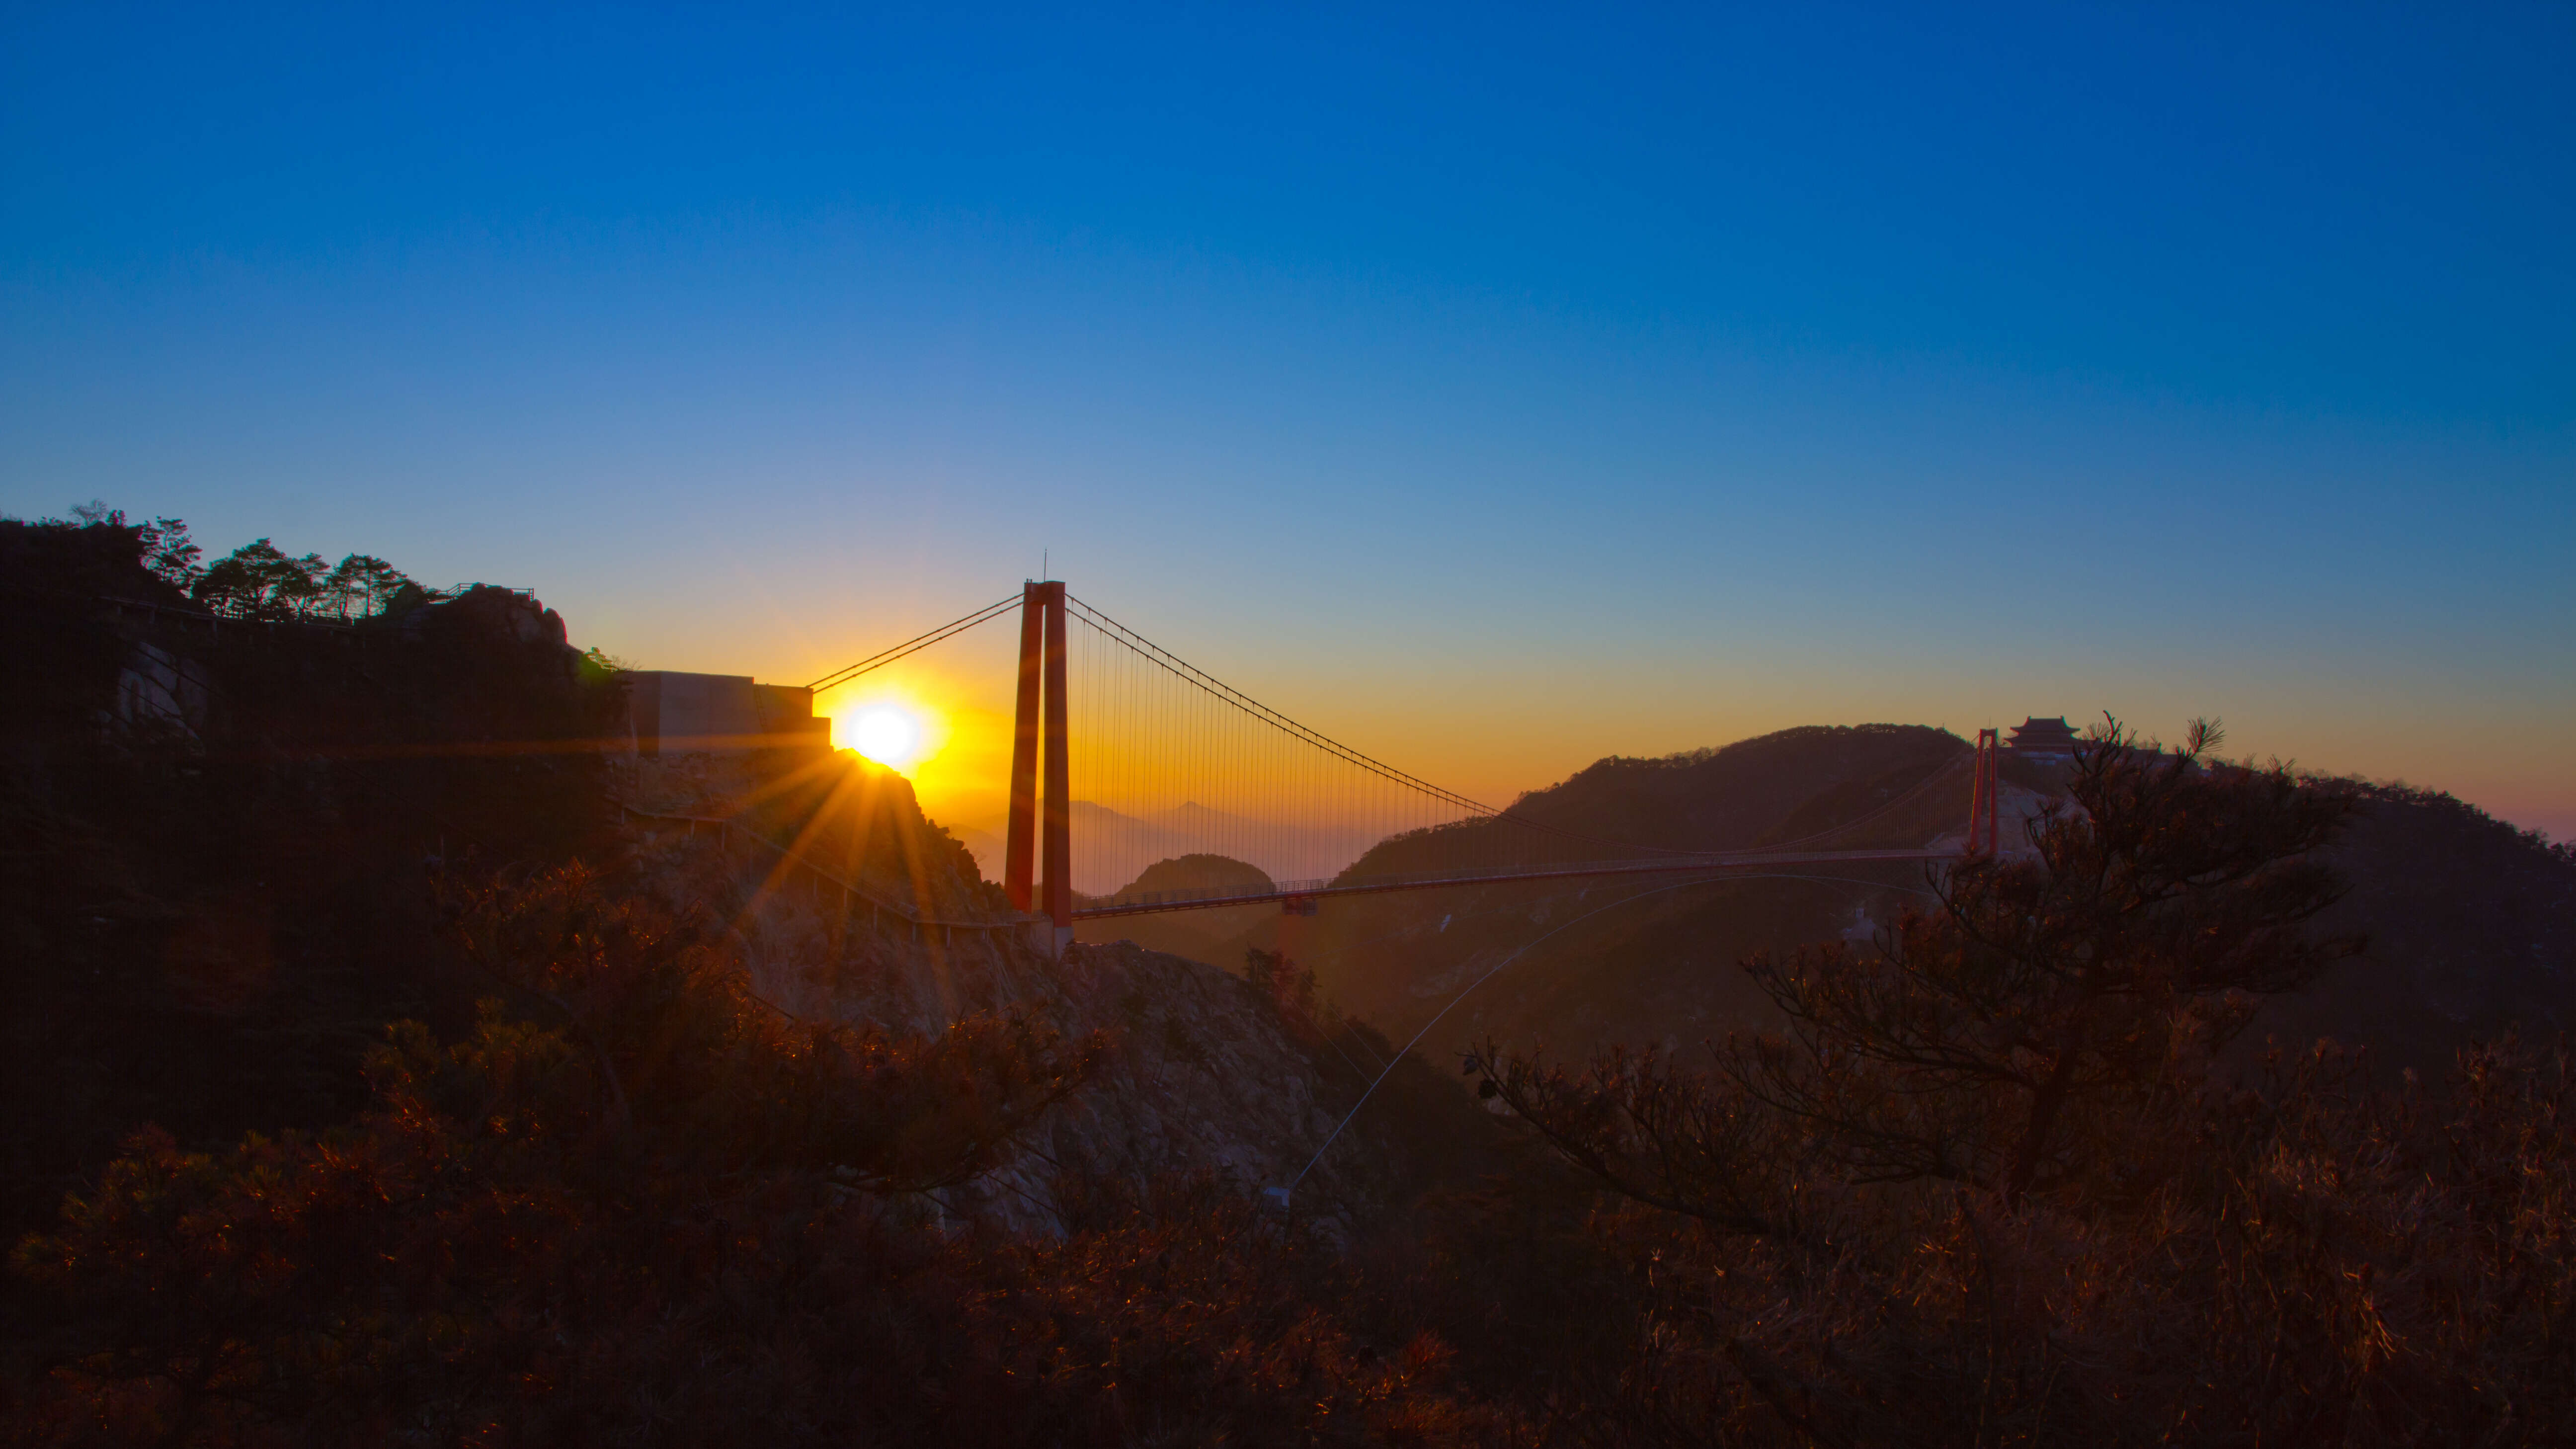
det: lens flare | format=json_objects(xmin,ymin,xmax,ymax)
[{"xmin": 845, "ymin": 706, "xmax": 925, "ymax": 767}]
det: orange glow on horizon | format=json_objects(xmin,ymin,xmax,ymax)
[
  {"xmin": 820, "ymin": 666, "xmax": 1017, "ymax": 843},
  {"xmin": 826, "ymin": 688, "xmax": 950, "ymax": 771}
]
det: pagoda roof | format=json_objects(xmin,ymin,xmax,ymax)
[{"xmin": 2006, "ymin": 716, "xmax": 2080, "ymax": 748}]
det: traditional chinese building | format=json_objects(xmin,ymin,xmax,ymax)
[{"xmin": 2005, "ymin": 715, "xmax": 2080, "ymax": 762}]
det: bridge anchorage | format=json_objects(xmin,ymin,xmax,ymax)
[{"xmin": 809, "ymin": 580, "xmax": 1992, "ymax": 960}]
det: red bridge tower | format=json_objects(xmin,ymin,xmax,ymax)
[
  {"xmin": 1004, "ymin": 581, "xmax": 1074, "ymax": 957},
  {"xmin": 1966, "ymin": 727, "xmax": 2002, "ymax": 856}
]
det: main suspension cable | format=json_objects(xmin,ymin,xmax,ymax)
[
  {"xmin": 1068, "ymin": 594, "xmax": 1696, "ymax": 858},
  {"xmin": 807, "ymin": 594, "xmax": 1021, "ymax": 695}
]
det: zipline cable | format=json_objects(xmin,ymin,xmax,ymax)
[
  {"xmin": 1279, "ymin": 867, "xmax": 1946, "ymax": 1201},
  {"xmin": 1283, "ymin": 873, "xmax": 1729, "ymax": 1197},
  {"xmin": 1757, "ymin": 750, "xmax": 1976, "ymax": 852}
]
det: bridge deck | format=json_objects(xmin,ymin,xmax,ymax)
[{"xmin": 1072, "ymin": 847, "xmax": 1955, "ymax": 919}]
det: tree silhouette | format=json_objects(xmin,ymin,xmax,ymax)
[
  {"xmin": 192, "ymin": 539, "xmax": 329, "ymax": 619},
  {"xmin": 1476, "ymin": 719, "xmax": 2365, "ymax": 1224},
  {"xmin": 318, "ymin": 553, "xmax": 413, "ymax": 620}
]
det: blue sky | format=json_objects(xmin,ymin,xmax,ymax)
[{"xmin": 5, "ymin": 2, "xmax": 2571, "ymax": 835}]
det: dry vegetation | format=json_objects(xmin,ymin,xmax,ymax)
[
  {"xmin": 5, "ymin": 513, "xmax": 2572, "ymax": 1444},
  {"xmin": 11, "ymin": 735, "xmax": 2571, "ymax": 1445},
  {"xmin": 1465, "ymin": 727, "xmax": 2576, "ymax": 1444}
]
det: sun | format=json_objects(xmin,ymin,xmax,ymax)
[{"xmin": 844, "ymin": 705, "xmax": 926, "ymax": 768}]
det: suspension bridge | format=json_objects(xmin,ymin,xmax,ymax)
[{"xmin": 808, "ymin": 581, "xmax": 2010, "ymax": 956}]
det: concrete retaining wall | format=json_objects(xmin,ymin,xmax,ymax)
[{"xmin": 627, "ymin": 671, "xmax": 831, "ymax": 755}]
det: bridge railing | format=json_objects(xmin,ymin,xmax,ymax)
[{"xmin": 1081, "ymin": 846, "xmax": 1954, "ymax": 916}]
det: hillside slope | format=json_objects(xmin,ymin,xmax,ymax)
[
  {"xmin": 1, "ymin": 517, "xmax": 622, "ymax": 1233},
  {"xmin": 0, "ymin": 516, "xmax": 1480, "ymax": 1246},
  {"xmin": 1086, "ymin": 725, "xmax": 1976, "ymax": 1052},
  {"xmin": 627, "ymin": 757, "xmax": 1491, "ymax": 1232},
  {"xmin": 1084, "ymin": 724, "xmax": 2576, "ymax": 1079},
  {"xmin": 2252, "ymin": 784, "xmax": 2576, "ymax": 1071}
]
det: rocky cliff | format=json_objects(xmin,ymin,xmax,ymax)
[{"xmin": 619, "ymin": 750, "xmax": 1489, "ymax": 1235}]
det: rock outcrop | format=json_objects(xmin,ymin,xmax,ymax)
[{"xmin": 620, "ymin": 752, "xmax": 1470, "ymax": 1236}]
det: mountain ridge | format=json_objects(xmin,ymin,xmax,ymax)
[{"xmin": 1081, "ymin": 723, "xmax": 2576, "ymax": 1077}]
